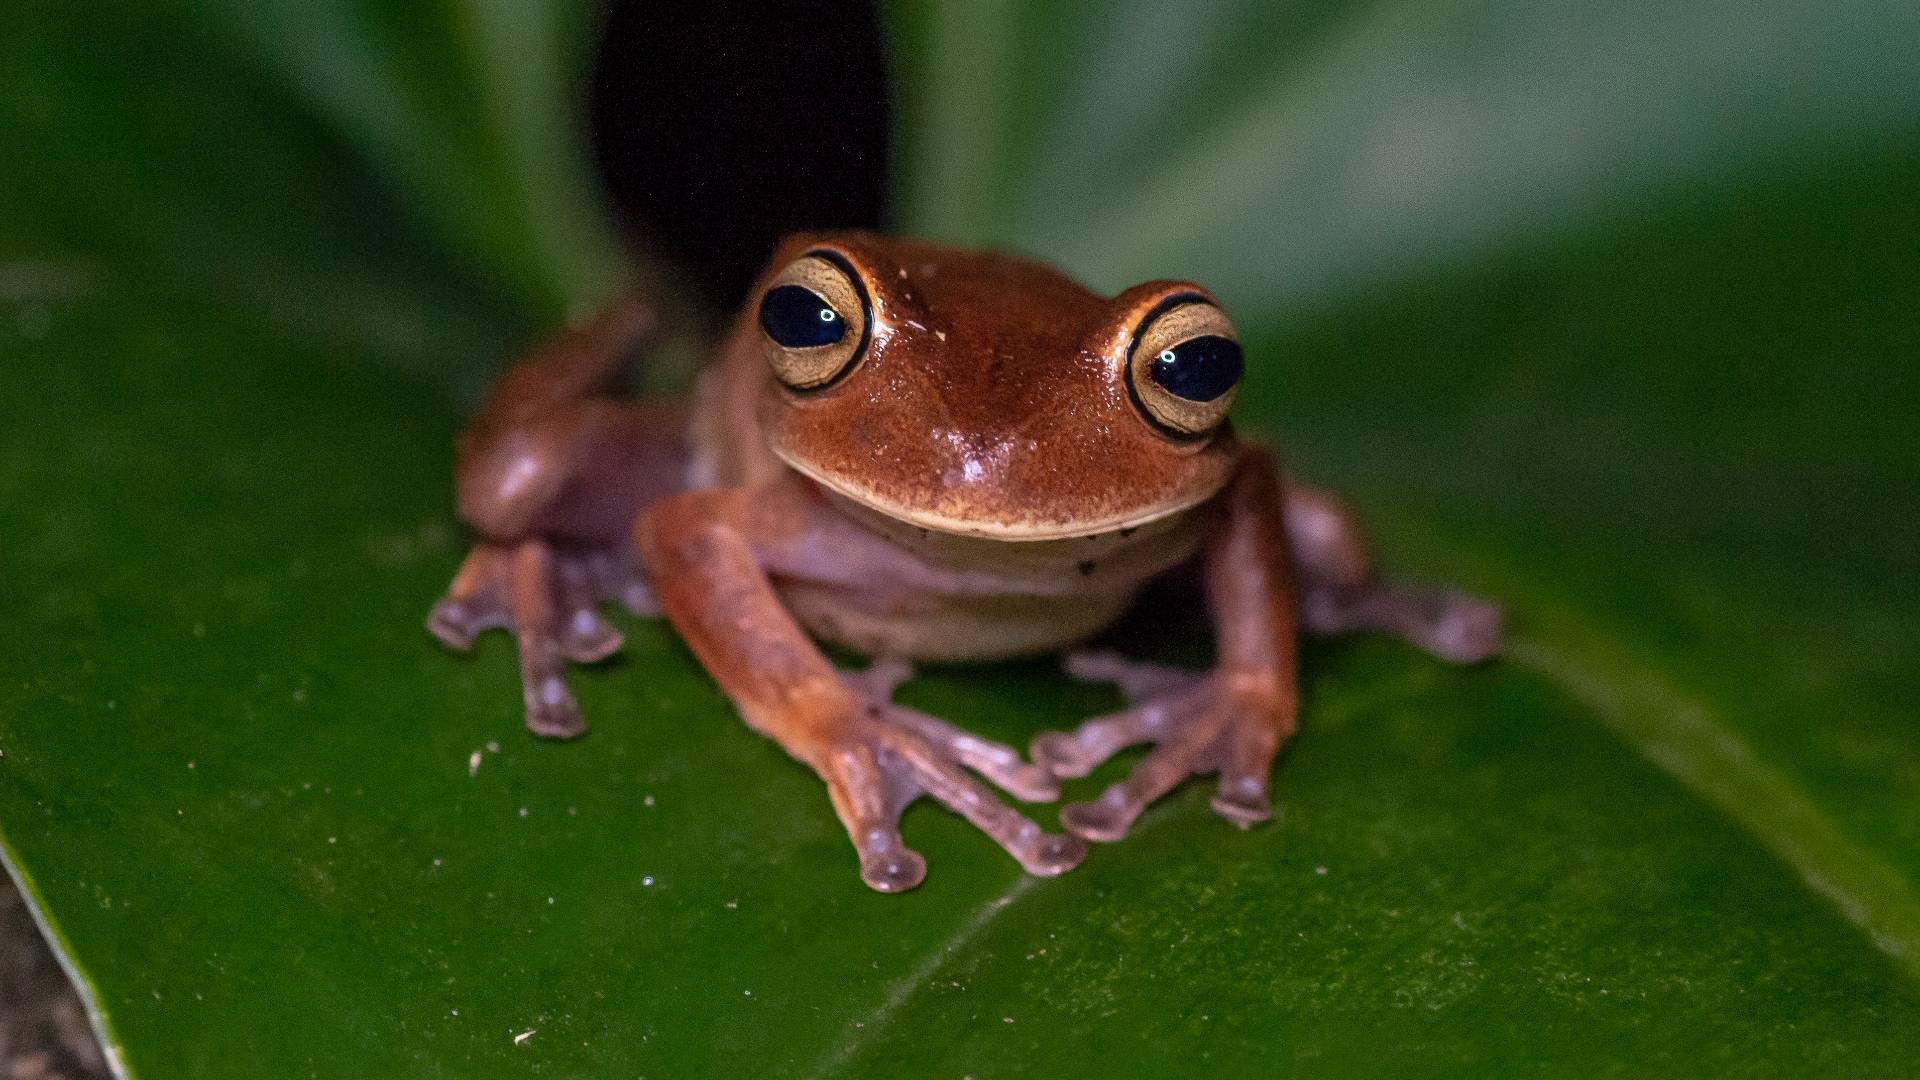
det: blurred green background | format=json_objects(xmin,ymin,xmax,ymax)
[{"xmin": 2, "ymin": 1, "xmax": 1918, "ymax": 1076}]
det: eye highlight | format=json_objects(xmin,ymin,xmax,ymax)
[
  {"xmin": 758, "ymin": 252, "xmax": 870, "ymax": 390},
  {"xmin": 1126, "ymin": 298, "xmax": 1242, "ymax": 438}
]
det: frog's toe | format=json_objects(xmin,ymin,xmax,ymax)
[
  {"xmin": 838, "ymin": 660, "xmax": 1061, "ymax": 803},
  {"xmin": 428, "ymin": 538, "xmax": 652, "ymax": 739},
  {"xmin": 1029, "ymin": 730, "xmax": 1104, "ymax": 779},
  {"xmin": 1022, "ymin": 830, "xmax": 1090, "ymax": 876},
  {"xmin": 521, "ymin": 677, "xmax": 586, "ymax": 739},
  {"xmin": 1208, "ymin": 779, "xmax": 1273, "ymax": 830},
  {"xmin": 889, "ymin": 705, "xmax": 1060, "ymax": 802},
  {"xmin": 842, "ymin": 656, "xmax": 915, "ymax": 703},
  {"xmin": 1428, "ymin": 594, "xmax": 1503, "ymax": 664},
  {"xmin": 427, "ymin": 596, "xmax": 500, "ymax": 651},
  {"xmin": 1058, "ymin": 726, "xmax": 1216, "ymax": 843},
  {"xmin": 858, "ymin": 838, "xmax": 928, "ymax": 893},
  {"xmin": 1049, "ymin": 675, "xmax": 1289, "ymax": 843},
  {"xmin": 561, "ymin": 545, "xmax": 657, "ymax": 623},
  {"xmin": 560, "ymin": 606, "xmax": 624, "ymax": 663},
  {"xmin": 892, "ymin": 735, "xmax": 1088, "ymax": 876},
  {"xmin": 1062, "ymin": 650, "xmax": 1201, "ymax": 704},
  {"xmin": 517, "ymin": 635, "xmax": 588, "ymax": 739},
  {"xmin": 1304, "ymin": 581, "xmax": 1504, "ymax": 665},
  {"xmin": 427, "ymin": 547, "xmax": 511, "ymax": 651},
  {"xmin": 824, "ymin": 742, "xmax": 929, "ymax": 892},
  {"xmin": 819, "ymin": 718, "xmax": 1084, "ymax": 892},
  {"xmin": 1029, "ymin": 681, "xmax": 1205, "ymax": 780},
  {"xmin": 1059, "ymin": 791, "xmax": 1134, "ymax": 843}
]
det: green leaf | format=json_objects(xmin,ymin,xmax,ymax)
[
  {"xmin": 5, "ymin": 1, "xmax": 1920, "ymax": 1077},
  {"xmin": 202, "ymin": 0, "xmax": 627, "ymax": 323}
]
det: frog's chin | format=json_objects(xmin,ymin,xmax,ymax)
[{"xmin": 772, "ymin": 449, "xmax": 1221, "ymax": 543}]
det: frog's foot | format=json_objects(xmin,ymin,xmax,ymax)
[
  {"xmin": 426, "ymin": 539, "xmax": 655, "ymax": 738},
  {"xmin": 1303, "ymin": 582, "xmax": 1502, "ymax": 664},
  {"xmin": 820, "ymin": 698, "xmax": 1081, "ymax": 892},
  {"xmin": 1035, "ymin": 651, "xmax": 1287, "ymax": 842}
]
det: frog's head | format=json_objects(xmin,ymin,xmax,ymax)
[{"xmin": 749, "ymin": 232, "xmax": 1243, "ymax": 540}]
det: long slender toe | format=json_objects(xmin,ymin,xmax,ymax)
[
  {"xmin": 1030, "ymin": 690, "xmax": 1199, "ymax": 781},
  {"xmin": 1060, "ymin": 790, "xmax": 1137, "ymax": 843},
  {"xmin": 1063, "ymin": 651, "xmax": 1199, "ymax": 703},
  {"xmin": 1310, "ymin": 581, "xmax": 1504, "ymax": 665},
  {"xmin": 1030, "ymin": 730, "xmax": 1103, "ymax": 779},
  {"xmin": 992, "ymin": 762, "xmax": 1062, "ymax": 803},
  {"xmin": 898, "ymin": 740, "xmax": 1087, "ymax": 877}
]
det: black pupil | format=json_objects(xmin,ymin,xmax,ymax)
[
  {"xmin": 759, "ymin": 284, "xmax": 845, "ymax": 348},
  {"xmin": 1149, "ymin": 335, "xmax": 1242, "ymax": 402}
]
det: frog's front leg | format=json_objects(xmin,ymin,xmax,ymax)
[
  {"xmin": 635, "ymin": 488, "xmax": 1086, "ymax": 892},
  {"xmin": 1033, "ymin": 449, "xmax": 1301, "ymax": 841}
]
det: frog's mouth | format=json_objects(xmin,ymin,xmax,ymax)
[{"xmin": 772, "ymin": 446, "xmax": 1225, "ymax": 543}]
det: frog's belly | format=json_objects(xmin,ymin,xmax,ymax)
[{"xmin": 776, "ymin": 579, "xmax": 1141, "ymax": 661}]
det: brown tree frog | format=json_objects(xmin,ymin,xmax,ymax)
[{"xmin": 428, "ymin": 234, "xmax": 1500, "ymax": 891}]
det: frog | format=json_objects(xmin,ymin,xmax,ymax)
[{"xmin": 427, "ymin": 233, "xmax": 1500, "ymax": 892}]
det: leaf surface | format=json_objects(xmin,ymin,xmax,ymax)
[{"xmin": 3, "ymin": 1, "xmax": 1917, "ymax": 1076}]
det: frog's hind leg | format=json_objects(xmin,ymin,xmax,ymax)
[
  {"xmin": 428, "ymin": 294, "xmax": 689, "ymax": 738},
  {"xmin": 430, "ymin": 540, "xmax": 654, "ymax": 653},
  {"xmin": 1285, "ymin": 482, "xmax": 1502, "ymax": 663}
]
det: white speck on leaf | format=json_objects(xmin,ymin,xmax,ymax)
[
  {"xmin": 468, "ymin": 751, "xmax": 482, "ymax": 777},
  {"xmin": 514, "ymin": 1029, "xmax": 534, "ymax": 1045}
]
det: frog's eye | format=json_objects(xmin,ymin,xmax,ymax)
[
  {"xmin": 758, "ymin": 252, "xmax": 870, "ymax": 391},
  {"xmin": 1126, "ymin": 298, "xmax": 1243, "ymax": 438}
]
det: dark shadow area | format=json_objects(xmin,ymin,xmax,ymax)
[{"xmin": 589, "ymin": 0, "xmax": 893, "ymax": 308}]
